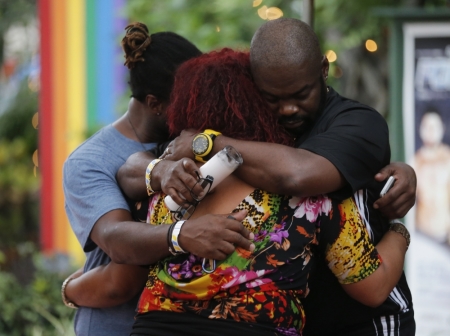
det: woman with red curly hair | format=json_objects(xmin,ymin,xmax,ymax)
[
  {"xmin": 166, "ymin": 48, "xmax": 293, "ymax": 146},
  {"xmin": 65, "ymin": 49, "xmax": 407, "ymax": 336}
]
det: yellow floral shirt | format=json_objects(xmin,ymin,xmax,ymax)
[{"xmin": 136, "ymin": 190, "xmax": 381, "ymax": 335}]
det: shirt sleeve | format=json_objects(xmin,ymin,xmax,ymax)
[
  {"xmin": 320, "ymin": 197, "xmax": 382, "ymax": 284},
  {"xmin": 63, "ymin": 158, "xmax": 130, "ymax": 252},
  {"xmin": 300, "ymin": 108, "xmax": 390, "ymax": 195}
]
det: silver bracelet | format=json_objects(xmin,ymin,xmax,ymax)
[{"xmin": 61, "ymin": 277, "xmax": 78, "ymax": 309}]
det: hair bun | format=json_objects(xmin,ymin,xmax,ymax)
[{"xmin": 122, "ymin": 22, "xmax": 152, "ymax": 69}]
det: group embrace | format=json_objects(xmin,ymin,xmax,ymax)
[{"xmin": 62, "ymin": 18, "xmax": 416, "ymax": 336}]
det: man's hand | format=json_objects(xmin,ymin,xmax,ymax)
[
  {"xmin": 160, "ymin": 129, "xmax": 197, "ymax": 161},
  {"xmin": 373, "ymin": 162, "xmax": 416, "ymax": 219},
  {"xmin": 179, "ymin": 210, "xmax": 255, "ymax": 260},
  {"xmin": 152, "ymin": 158, "xmax": 205, "ymax": 206}
]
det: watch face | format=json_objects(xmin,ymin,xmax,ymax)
[{"xmin": 192, "ymin": 135, "xmax": 209, "ymax": 155}]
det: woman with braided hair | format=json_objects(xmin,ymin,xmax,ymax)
[
  {"xmin": 62, "ymin": 22, "xmax": 202, "ymax": 336},
  {"xmin": 65, "ymin": 48, "xmax": 409, "ymax": 336}
]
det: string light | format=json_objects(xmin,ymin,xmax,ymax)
[
  {"xmin": 365, "ymin": 39, "xmax": 377, "ymax": 52},
  {"xmin": 32, "ymin": 149, "xmax": 38, "ymax": 167},
  {"xmin": 325, "ymin": 50, "xmax": 337, "ymax": 63},
  {"xmin": 253, "ymin": 0, "xmax": 263, "ymax": 7},
  {"xmin": 266, "ymin": 7, "xmax": 283, "ymax": 20},
  {"xmin": 257, "ymin": 5, "xmax": 268, "ymax": 19},
  {"xmin": 28, "ymin": 77, "xmax": 40, "ymax": 92},
  {"xmin": 32, "ymin": 112, "xmax": 38, "ymax": 129},
  {"xmin": 32, "ymin": 149, "xmax": 38, "ymax": 177},
  {"xmin": 257, "ymin": 6, "xmax": 283, "ymax": 20},
  {"xmin": 31, "ymin": 113, "xmax": 38, "ymax": 176}
]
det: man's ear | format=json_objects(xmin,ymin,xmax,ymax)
[
  {"xmin": 321, "ymin": 55, "xmax": 329, "ymax": 80},
  {"xmin": 145, "ymin": 94, "xmax": 164, "ymax": 112}
]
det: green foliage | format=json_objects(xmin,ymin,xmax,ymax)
[
  {"xmin": 125, "ymin": 0, "xmax": 294, "ymax": 52},
  {"xmin": 0, "ymin": 0, "xmax": 36, "ymax": 65},
  {"xmin": 0, "ymin": 248, "xmax": 76, "ymax": 336},
  {"xmin": 0, "ymin": 80, "xmax": 39, "ymax": 247},
  {"xmin": 315, "ymin": 0, "xmax": 396, "ymax": 49}
]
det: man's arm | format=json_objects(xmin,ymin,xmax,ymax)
[
  {"xmin": 91, "ymin": 209, "xmax": 254, "ymax": 265},
  {"xmin": 117, "ymin": 114, "xmax": 416, "ymax": 220},
  {"xmin": 65, "ymin": 263, "xmax": 148, "ymax": 308},
  {"xmin": 117, "ymin": 136, "xmax": 344, "ymax": 205},
  {"xmin": 163, "ymin": 130, "xmax": 345, "ymax": 197},
  {"xmin": 64, "ymin": 157, "xmax": 254, "ymax": 266},
  {"xmin": 116, "ymin": 151, "xmax": 156, "ymax": 201},
  {"xmin": 90, "ymin": 210, "xmax": 171, "ymax": 265},
  {"xmin": 65, "ymin": 212, "xmax": 255, "ymax": 307}
]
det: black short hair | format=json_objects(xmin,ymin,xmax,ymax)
[{"xmin": 122, "ymin": 23, "xmax": 202, "ymax": 102}]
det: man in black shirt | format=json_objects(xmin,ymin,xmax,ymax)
[
  {"xmin": 117, "ymin": 18, "xmax": 416, "ymax": 335},
  {"xmin": 296, "ymin": 87, "xmax": 414, "ymax": 335}
]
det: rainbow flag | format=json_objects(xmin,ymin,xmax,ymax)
[{"xmin": 39, "ymin": 0, "xmax": 127, "ymax": 264}]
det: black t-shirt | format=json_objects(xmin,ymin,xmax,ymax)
[
  {"xmin": 145, "ymin": 89, "xmax": 414, "ymax": 334},
  {"xmin": 300, "ymin": 87, "xmax": 414, "ymax": 335}
]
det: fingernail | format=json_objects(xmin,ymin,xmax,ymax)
[
  {"xmin": 227, "ymin": 215, "xmax": 236, "ymax": 220},
  {"xmin": 249, "ymin": 232, "xmax": 255, "ymax": 240},
  {"xmin": 198, "ymin": 191, "xmax": 205, "ymax": 199},
  {"xmin": 249, "ymin": 243, "xmax": 255, "ymax": 252},
  {"xmin": 373, "ymin": 204, "xmax": 379, "ymax": 209}
]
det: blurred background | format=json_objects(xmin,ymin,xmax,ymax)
[{"xmin": 0, "ymin": 0, "xmax": 449, "ymax": 334}]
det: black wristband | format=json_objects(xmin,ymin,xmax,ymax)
[{"xmin": 166, "ymin": 223, "xmax": 176, "ymax": 253}]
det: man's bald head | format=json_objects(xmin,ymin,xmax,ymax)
[
  {"xmin": 250, "ymin": 18, "xmax": 323, "ymax": 73},
  {"xmin": 249, "ymin": 18, "xmax": 329, "ymax": 138}
]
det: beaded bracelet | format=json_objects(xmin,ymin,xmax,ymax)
[
  {"xmin": 169, "ymin": 220, "xmax": 187, "ymax": 255},
  {"xmin": 145, "ymin": 159, "xmax": 163, "ymax": 196},
  {"xmin": 61, "ymin": 277, "xmax": 78, "ymax": 309}
]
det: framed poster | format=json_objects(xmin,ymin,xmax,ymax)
[{"xmin": 403, "ymin": 22, "xmax": 450, "ymax": 336}]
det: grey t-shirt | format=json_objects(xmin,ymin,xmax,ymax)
[{"xmin": 63, "ymin": 124, "xmax": 156, "ymax": 336}]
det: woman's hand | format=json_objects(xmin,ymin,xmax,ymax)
[{"xmin": 160, "ymin": 129, "xmax": 197, "ymax": 161}]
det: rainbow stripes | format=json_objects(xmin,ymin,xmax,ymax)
[{"xmin": 39, "ymin": 0, "xmax": 127, "ymax": 264}]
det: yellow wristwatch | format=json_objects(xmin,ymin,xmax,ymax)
[{"xmin": 192, "ymin": 129, "xmax": 222, "ymax": 163}]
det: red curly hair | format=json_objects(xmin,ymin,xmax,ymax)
[{"xmin": 166, "ymin": 48, "xmax": 293, "ymax": 146}]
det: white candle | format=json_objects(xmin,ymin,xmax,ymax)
[{"xmin": 164, "ymin": 146, "xmax": 243, "ymax": 210}]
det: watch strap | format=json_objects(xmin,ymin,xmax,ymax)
[{"xmin": 204, "ymin": 129, "xmax": 221, "ymax": 138}]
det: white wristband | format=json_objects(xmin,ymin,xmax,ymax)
[{"xmin": 171, "ymin": 220, "xmax": 187, "ymax": 254}]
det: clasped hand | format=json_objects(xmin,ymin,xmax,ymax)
[
  {"xmin": 178, "ymin": 210, "xmax": 255, "ymax": 260},
  {"xmin": 152, "ymin": 134, "xmax": 254, "ymax": 259}
]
